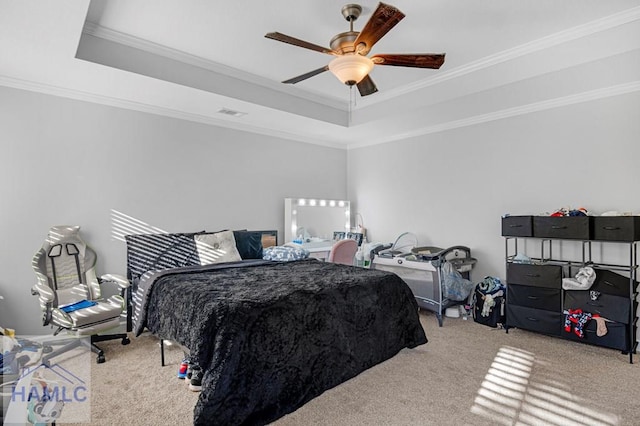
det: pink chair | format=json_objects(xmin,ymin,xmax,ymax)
[{"xmin": 328, "ymin": 239, "xmax": 358, "ymax": 266}]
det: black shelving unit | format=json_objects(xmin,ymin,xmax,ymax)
[{"xmin": 502, "ymin": 216, "xmax": 638, "ymax": 364}]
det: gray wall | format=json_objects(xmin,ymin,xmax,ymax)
[
  {"xmin": 347, "ymin": 91, "xmax": 640, "ymax": 283},
  {"xmin": 3, "ymin": 86, "xmax": 638, "ymax": 334},
  {"xmin": 0, "ymin": 87, "xmax": 347, "ymax": 333}
]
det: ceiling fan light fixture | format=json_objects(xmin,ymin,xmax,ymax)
[
  {"xmin": 328, "ymin": 54, "xmax": 373, "ymax": 86},
  {"xmin": 266, "ymin": 3, "xmax": 444, "ymax": 95}
]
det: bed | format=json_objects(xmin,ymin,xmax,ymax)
[{"xmin": 127, "ymin": 230, "xmax": 427, "ymax": 425}]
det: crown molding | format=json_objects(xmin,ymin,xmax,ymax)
[
  {"xmin": 3, "ymin": 74, "xmax": 637, "ymax": 151},
  {"xmin": 348, "ymin": 80, "xmax": 640, "ymax": 149},
  {"xmin": 82, "ymin": 6, "xmax": 640, "ymax": 114},
  {"xmin": 370, "ymin": 6, "xmax": 640, "ymax": 105},
  {"xmin": 81, "ymin": 21, "xmax": 347, "ymax": 111},
  {"xmin": 0, "ymin": 75, "xmax": 346, "ymax": 149}
]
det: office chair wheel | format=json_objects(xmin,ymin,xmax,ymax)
[
  {"xmin": 121, "ymin": 337, "xmax": 131, "ymax": 345},
  {"xmin": 96, "ymin": 354, "xmax": 106, "ymax": 364}
]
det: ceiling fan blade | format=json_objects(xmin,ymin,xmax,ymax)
[
  {"xmin": 265, "ymin": 32, "xmax": 336, "ymax": 55},
  {"xmin": 353, "ymin": 3, "xmax": 405, "ymax": 55},
  {"xmin": 282, "ymin": 65, "xmax": 330, "ymax": 84},
  {"xmin": 357, "ymin": 75, "xmax": 378, "ymax": 97},
  {"xmin": 371, "ymin": 53, "xmax": 445, "ymax": 69}
]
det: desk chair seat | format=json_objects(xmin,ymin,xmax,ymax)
[
  {"xmin": 50, "ymin": 301, "xmax": 122, "ymax": 333},
  {"xmin": 32, "ymin": 226, "xmax": 130, "ymax": 364}
]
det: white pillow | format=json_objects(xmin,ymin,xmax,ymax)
[{"xmin": 194, "ymin": 231, "xmax": 242, "ymax": 265}]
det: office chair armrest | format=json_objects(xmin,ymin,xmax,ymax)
[
  {"xmin": 31, "ymin": 283, "xmax": 55, "ymax": 302},
  {"xmin": 100, "ymin": 274, "xmax": 130, "ymax": 289},
  {"xmin": 31, "ymin": 284, "xmax": 54, "ymax": 326}
]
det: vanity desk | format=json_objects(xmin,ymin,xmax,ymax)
[{"xmin": 287, "ymin": 240, "xmax": 336, "ymax": 260}]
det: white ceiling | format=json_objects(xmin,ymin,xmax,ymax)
[{"xmin": 1, "ymin": 0, "xmax": 639, "ymax": 148}]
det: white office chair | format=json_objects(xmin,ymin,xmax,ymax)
[{"xmin": 31, "ymin": 225, "xmax": 130, "ymax": 364}]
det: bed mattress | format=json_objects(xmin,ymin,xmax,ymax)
[{"xmin": 133, "ymin": 259, "xmax": 427, "ymax": 425}]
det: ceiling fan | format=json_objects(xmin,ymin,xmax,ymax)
[{"xmin": 265, "ymin": 2, "xmax": 445, "ymax": 97}]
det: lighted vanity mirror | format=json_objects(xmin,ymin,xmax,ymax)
[{"xmin": 284, "ymin": 198, "xmax": 350, "ymax": 243}]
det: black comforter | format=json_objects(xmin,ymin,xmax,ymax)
[{"xmin": 135, "ymin": 259, "xmax": 427, "ymax": 425}]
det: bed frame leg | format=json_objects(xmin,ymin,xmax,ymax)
[{"xmin": 160, "ymin": 339, "xmax": 165, "ymax": 366}]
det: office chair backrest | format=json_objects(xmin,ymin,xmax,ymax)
[
  {"xmin": 328, "ymin": 239, "xmax": 358, "ymax": 266},
  {"xmin": 32, "ymin": 225, "xmax": 101, "ymax": 308}
]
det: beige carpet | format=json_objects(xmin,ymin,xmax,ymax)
[{"xmin": 80, "ymin": 311, "xmax": 639, "ymax": 425}]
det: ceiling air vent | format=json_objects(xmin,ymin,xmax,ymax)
[{"xmin": 217, "ymin": 108, "xmax": 247, "ymax": 117}]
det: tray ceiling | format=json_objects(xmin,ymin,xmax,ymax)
[{"xmin": 1, "ymin": 1, "xmax": 639, "ymax": 148}]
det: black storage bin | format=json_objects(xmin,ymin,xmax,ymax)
[
  {"xmin": 592, "ymin": 216, "xmax": 640, "ymax": 242},
  {"xmin": 508, "ymin": 284, "xmax": 561, "ymax": 311},
  {"xmin": 591, "ymin": 268, "xmax": 637, "ymax": 298},
  {"xmin": 564, "ymin": 291, "xmax": 632, "ymax": 324},
  {"xmin": 562, "ymin": 319, "xmax": 629, "ymax": 351},
  {"xmin": 506, "ymin": 304, "xmax": 563, "ymax": 336},
  {"xmin": 533, "ymin": 216, "xmax": 591, "ymax": 240},
  {"xmin": 502, "ymin": 216, "xmax": 533, "ymax": 237},
  {"xmin": 507, "ymin": 263, "xmax": 562, "ymax": 289}
]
